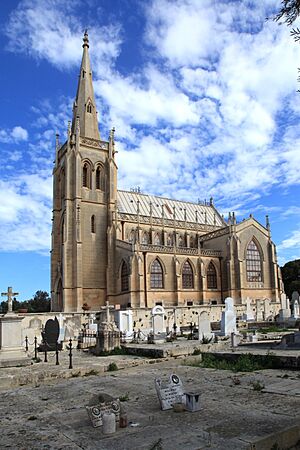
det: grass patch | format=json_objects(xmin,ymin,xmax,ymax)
[
  {"xmin": 107, "ymin": 362, "xmax": 118, "ymax": 372},
  {"xmin": 258, "ymin": 326, "xmax": 290, "ymax": 334},
  {"xmin": 184, "ymin": 353, "xmax": 280, "ymax": 372},
  {"xmin": 119, "ymin": 392, "xmax": 130, "ymax": 402},
  {"xmin": 251, "ymin": 380, "xmax": 265, "ymax": 391}
]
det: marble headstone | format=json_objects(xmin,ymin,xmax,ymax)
[
  {"xmin": 198, "ymin": 311, "xmax": 213, "ymax": 341},
  {"xmin": 152, "ymin": 305, "xmax": 166, "ymax": 335},
  {"xmin": 155, "ymin": 374, "xmax": 185, "ymax": 410},
  {"xmin": 293, "ymin": 300, "xmax": 300, "ymax": 319},
  {"xmin": 221, "ymin": 297, "xmax": 236, "ymax": 336}
]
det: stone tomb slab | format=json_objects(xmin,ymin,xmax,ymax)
[
  {"xmin": 155, "ymin": 373, "xmax": 185, "ymax": 410},
  {"xmin": 263, "ymin": 379, "xmax": 300, "ymax": 396}
]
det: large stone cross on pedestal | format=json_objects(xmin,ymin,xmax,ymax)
[
  {"xmin": 101, "ymin": 301, "xmax": 115, "ymax": 324},
  {"xmin": 1, "ymin": 287, "xmax": 19, "ymax": 314}
]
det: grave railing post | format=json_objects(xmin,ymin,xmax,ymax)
[
  {"xmin": 55, "ymin": 342, "xmax": 59, "ymax": 365},
  {"xmin": 25, "ymin": 336, "xmax": 28, "ymax": 352},
  {"xmin": 68, "ymin": 338, "xmax": 73, "ymax": 369},
  {"xmin": 34, "ymin": 336, "xmax": 37, "ymax": 360}
]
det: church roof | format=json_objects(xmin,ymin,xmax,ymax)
[{"xmin": 117, "ymin": 190, "xmax": 224, "ymax": 226}]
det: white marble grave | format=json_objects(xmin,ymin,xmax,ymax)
[
  {"xmin": 155, "ymin": 374, "xmax": 185, "ymax": 410},
  {"xmin": 115, "ymin": 310, "xmax": 133, "ymax": 337},
  {"xmin": 221, "ymin": 297, "xmax": 236, "ymax": 336},
  {"xmin": 152, "ymin": 305, "xmax": 166, "ymax": 336},
  {"xmin": 293, "ymin": 299, "xmax": 300, "ymax": 319},
  {"xmin": 198, "ymin": 311, "xmax": 213, "ymax": 341},
  {"xmin": 0, "ymin": 287, "xmax": 30, "ymax": 367}
]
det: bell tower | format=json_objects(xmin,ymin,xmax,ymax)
[{"xmin": 51, "ymin": 32, "xmax": 117, "ymax": 312}]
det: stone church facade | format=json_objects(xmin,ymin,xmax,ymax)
[{"xmin": 51, "ymin": 33, "xmax": 283, "ymax": 319}]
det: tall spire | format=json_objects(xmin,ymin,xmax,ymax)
[{"xmin": 72, "ymin": 31, "xmax": 100, "ymax": 140}]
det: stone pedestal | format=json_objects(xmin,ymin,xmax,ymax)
[
  {"xmin": 0, "ymin": 313, "xmax": 31, "ymax": 368},
  {"xmin": 93, "ymin": 322, "xmax": 121, "ymax": 355}
]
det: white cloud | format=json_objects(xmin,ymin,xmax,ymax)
[
  {"xmin": 5, "ymin": 0, "xmax": 121, "ymax": 72},
  {"xmin": 278, "ymin": 229, "xmax": 300, "ymax": 251},
  {"xmin": 0, "ymin": 126, "xmax": 28, "ymax": 143}
]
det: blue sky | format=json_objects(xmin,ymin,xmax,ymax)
[{"xmin": 1, "ymin": 0, "xmax": 300, "ymax": 301}]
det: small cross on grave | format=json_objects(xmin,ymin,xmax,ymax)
[
  {"xmin": 1, "ymin": 286, "xmax": 19, "ymax": 314},
  {"xmin": 101, "ymin": 301, "xmax": 115, "ymax": 324}
]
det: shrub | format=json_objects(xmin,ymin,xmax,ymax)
[{"xmin": 107, "ymin": 362, "xmax": 118, "ymax": 372}]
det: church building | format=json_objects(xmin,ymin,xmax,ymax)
[{"xmin": 51, "ymin": 33, "xmax": 283, "ymax": 322}]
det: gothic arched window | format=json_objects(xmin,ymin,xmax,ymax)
[
  {"xmin": 91, "ymin": 215, "xmax": 95, "ymax": 233},
  {"xmin": 154, "ymin": 233, "xmax": 161, "ymax": 245},
  {"xmin": 87, "ymin": 103, "xmax": 92, "ymax": 113},
  {"xmin": 128, "ymin": 230, "xmax": 135, "ymax": 244},
  {"xmin": 207, "ymin": 262, "xmax": 217, "ymax": 289},
  {"xmin": 141, "ymin": 232, "xmax": 149, "ymax": 244},
  {"xmin": 246, "ymin": 240, "xmax": 262, "ymax": 282},
  {"xmin": 82, "ymin": 163, "xmax": 91, "ymax": 188},
  {"xmin": 121, "ymin": 261, "xmax": 129, "ymax": 292},
  {"xmin": 150, "ymin": 259, "xmax": 163, "ymax": 289},
  {"xmin": 167, "ymin": 234, "xmax": 173, "ymax": 246},
  {"xmin": 96, "ymin": 166, "xmax": 105, "ymax": 191},
  {"xmin": 182, "ymin": 261, "xmax": 194, "ymax": 289},
  {"xmin": 178, "ymin": 235, "xmax": 184, "ymax": 247}
]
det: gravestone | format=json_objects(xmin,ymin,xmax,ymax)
[
  {"xmin": 152, "ymin": 305, "xmax": 166, "ymax": 336},
  {"xmin": 155, "ymin": 374, "xmax": 185, "ymax": 410},
  {"xmin": 221, "ymin": 297, "xmax": 236, "ymax": 336},
  {"xmin": 293, "ymin": 300, "xmax": 300, "ymax": 319},
  {"xmin": 278, "ymin": 295, "xmax": 291, "ymax": 322},
  {"xmin": 243, "ymin": 297, "xmax": 254, "ymax": 321},
  {"xmin": 291, "ymin": 291, "xmax": 299, "ymax": 305},
  {"xmin": 86, "ymin": 393, "xmax": 121, "ymax": 428},
  {"xmin": 198, "ymin": 311, "xmax": 213, "ymax": 341},
  {"xmin": 115, "ymin": 310, "xmax": 133, "ymax": 338},
  {"xmin": 39, "ymin": 317, "xmax": 62, "ymax": 351},
  {"xmin": 93, "ymin": 302, "xmax": 121, "ymax": 354}
]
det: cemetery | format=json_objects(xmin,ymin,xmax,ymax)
[{"xmin": 0, "ymin": 286, "xmax": 300, "ymax": 448}]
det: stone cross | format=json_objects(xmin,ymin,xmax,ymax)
[
  {"xmin": 1, "ymin": 286, "xmax": 19, "ymax": 313},
  {"xmin": 101, "ymin": 301, "xmax": 115, "ymax": 323}
]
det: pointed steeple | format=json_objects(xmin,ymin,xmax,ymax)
[{"xmin": 72, "ymin": 31, "xmax": 100, "ymax": 140}]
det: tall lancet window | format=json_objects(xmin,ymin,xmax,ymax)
[
  {"xmin": 82, "ymin": 163, "xmax": 91, "ymax": 188},
  {"xmin": 121, "ymin": 261, "xmax": 129, "ymax": 292},
  {"xmin": 207, "ymin": 262, "xmax": 217, "ymax": 289},
  {"xmin": 87, "ymin": 102, "xmax": 92, "ymax": 113},
  {"xmin": 96, "ymin": 166, "xmax": 105, "ymax": 191},
  {"xmin": 182, "ymin": 261, "xmax": 194, "ymax": 289},
  {"xmin": 150, "ymin": 259, "xmax": 164, "ymax": 289},
  {"xmin": 246, "ymin": 240, "xmax": 262, "ymax": 282},
  {"xmin": 91, "ymin": 215, "xmax": 95, "ymax": 233}
]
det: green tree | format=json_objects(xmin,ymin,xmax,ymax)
[
  {"xmin": 28, "ymin": 291, "xmax": 51, "ymax": 312},
  {"xmin": 281, "ymin": 259, "xmax": 300, "ymax": 299}
]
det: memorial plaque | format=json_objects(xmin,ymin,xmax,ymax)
[
  {"xmin": 86, "ymin": 399, "xmax": 121, "ymax": 428},
  {"xmin": 155, "ymin": 374, "xmax": 185, "ymax": 411}
]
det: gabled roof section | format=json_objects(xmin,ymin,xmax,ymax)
[
  {"xmin": 71, "ymin": 31, "xmax": 100, "ymax": 140},
  {"xmin": 117, "ymin": 190, "xmax": 225, "ymax": 226}
]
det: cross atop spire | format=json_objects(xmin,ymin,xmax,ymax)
[{"xmin": 71, "ymin": 32, "xmax": 100, "ymax": 140}]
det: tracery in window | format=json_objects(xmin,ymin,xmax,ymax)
[
  {"xmin": 182, "ymin": 261, "xmax": 194, "ymax": 289},
  {"xmin": 246, "ymin": 240, "xmax": 262, "ymax": 282},
  {"xmin": 207, "ymin": 262, "xmax": 217, "ymax": 289},
  {"xmin": 150, "ymin": 259, "xmax": 163, "ymax": 289}
]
